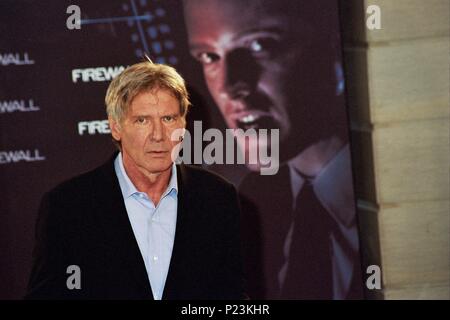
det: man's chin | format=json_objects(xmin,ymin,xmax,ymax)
[{"xmin": 142, "ymin": 158, "xmax": 173, "ymax": 172}]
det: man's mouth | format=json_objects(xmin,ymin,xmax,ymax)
[
  {"xmin": 235, "ymin": 113, "xmax": 277, "ymax": 131},
  {"xmin": 147, "ymin": 151, "xmax": 168, "ymax": 155}
]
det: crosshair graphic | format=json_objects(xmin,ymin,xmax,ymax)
[{"xmin": 80, "ymin": 0, "xmax": 178, "ymax": 64}]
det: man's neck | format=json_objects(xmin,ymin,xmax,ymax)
[
  {"xmin": 288, "ymin": 136, "xmax": 345, "ymax": 178},
  {"xmin": 122, "ymin": 154, "xmax": 172, "ymax": 206}
]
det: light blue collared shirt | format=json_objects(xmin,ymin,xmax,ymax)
[{"xmin": 114, "ymin": 153, "xmax": 178, "ymax": 300}]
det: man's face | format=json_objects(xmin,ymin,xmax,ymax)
[
  {"xmin": 184, "ymin": 0, "xmax": 330, "ymax": 168},
  {"xmin": 110, "ymin": 89, "xmax": 185, "ymax": 175}
]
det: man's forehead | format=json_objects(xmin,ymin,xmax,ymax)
[
  {"xmin": 133, "ymin": 88, "xmax": 176, "ymax": 102},
  {"xmin": 183, "ymin": 0, "xmax": 329, "ymax": 39},
  {"xmin": 184, "ymin": 0, "xmax": 300, "ymax": 40},
  {"xmin": 129, "ymin": 90, "xmax": 180, "ymax": 112}
]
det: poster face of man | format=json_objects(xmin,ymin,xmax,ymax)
[
  {"xmin": 183, "ymin": 0, "xmax": 363, "ymax": 300},
  {"xmin": 183, "ymin": 0, "xmax": 344, "ymax": 171}
]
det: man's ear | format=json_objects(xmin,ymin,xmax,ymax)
[{"xmin": 109, "ymin": 117, "xmax": 122, "ymax": 142}]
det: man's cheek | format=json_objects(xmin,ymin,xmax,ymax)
[{"xmin": 205, "ymin": 77, "xmax": 223, "ymax": 101}]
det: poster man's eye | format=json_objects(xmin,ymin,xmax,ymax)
[
  {"xmin": 197, "ymin": 52, "xmax": 219, "ymax": 65},
  {"xmin": 248, "ymin": 37, "xmax": 279, "ymax": 56},
  {"xmin": 250, "ymin": 39, "xmax": 263, "ymax": 52}
]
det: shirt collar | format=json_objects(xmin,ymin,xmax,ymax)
[
  {"xmin": 288, "ymin": 144, "xmax": 356, "ymax": 228},
  {"xmin": 288, "ymin": 164, "xmax": 306, "ymax": 210},
  {"xmin": 114, "ymin": 152, "xmax": 178, "ymax": 199},
  {"xmin": 164, "ymin": 161, "xmax": 178, "ymax": 198}
]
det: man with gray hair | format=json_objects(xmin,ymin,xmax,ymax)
[{"xmin": 26, "ymin": 61, "xmax": 244, "ymax": 300}]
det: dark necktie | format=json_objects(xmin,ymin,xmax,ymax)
[{"xmin": 280, "ymin": 180, "xmax": 335, "ymax": 299}]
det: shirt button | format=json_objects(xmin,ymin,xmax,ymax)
[{"xmin": 153, "ymin": 256, "xmax": 158, "ymax": 261}]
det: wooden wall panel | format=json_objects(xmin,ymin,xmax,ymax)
[
  {"xmin": 384, "ymin": 284, "xmax": 450, "ymax": 300},
  {"xmin": 373, "ymin": 118, "xmax": 449, "ymax": 203},
  {"xmin": 368, "ymin": 38, "xmax": 449, "ymax": 123},
  {"xmin": 365, "ymin": 0, "xmax": 450, "ymax": 42},
  {"xmin": 379, "ymin": 201, "xmax": 450, "ymax": 287},
  {"xmin": 342, "ymin": 0, "xmax": 450, "ymax": 43}
]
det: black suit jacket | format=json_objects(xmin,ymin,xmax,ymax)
[
  {"xmin": 239, "ymin": 164, "xmax": 363, "ymax": 300},
  {"xmin": 25, "ymin": 155, "xmax": 244, "ymax": 300}
]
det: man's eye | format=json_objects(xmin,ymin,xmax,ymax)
[
  {"xmin": 248, "ymin": 38, "xmax": 278, "ymax": 55},
  {"xmin": 197, "ymin": 52, "xmax": 219, "ymax": 65},
  {"xmin": 250, "ymin": 39, "xmax": 263, "ymax": 52},
  {"xmin": 136, "ymin": 117, "xmax": 147, "ymax": 124},
  {"xmin": 162, "ymin": 116, "xmax": 175, "ymax": 122}
]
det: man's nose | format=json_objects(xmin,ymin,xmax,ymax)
[
  {"xmin": 221, "ymin": 49, "xmax": 258, "ymax": 100},
  {"xmin": 150, "ymin": 120, "xmax": 164, "ymax": 142}
]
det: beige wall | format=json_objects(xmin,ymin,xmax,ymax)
[{"xmin": 342, "ymin": 0, "xmax": 450, "ymax": 299}]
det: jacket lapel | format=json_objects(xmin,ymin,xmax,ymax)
[
  {"xmin": 94, "ymin": 155, "xmax": 153, "ymax": 299},
  {"xmin": 162, "ymin": 164, "xmax": 191, "ymax": 299}
]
